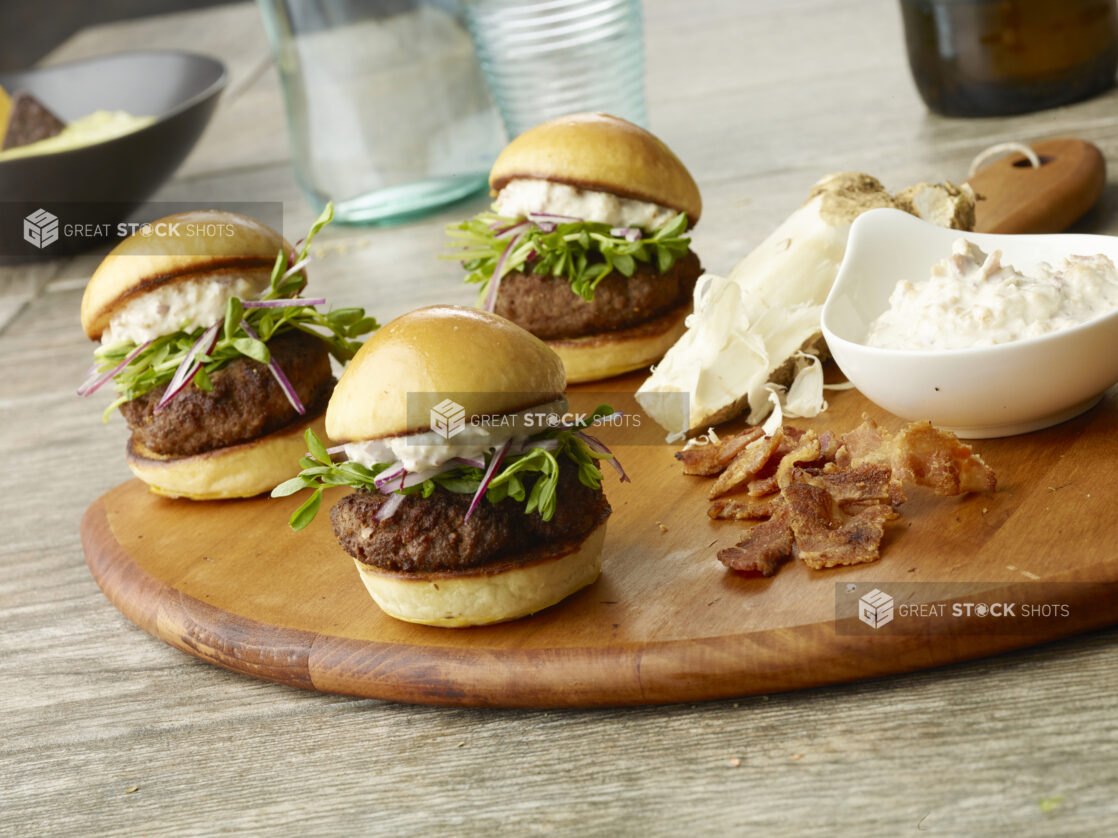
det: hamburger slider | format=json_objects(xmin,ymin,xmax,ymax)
[
  {"xmin": 273, "ymin": 305, "xmax": 626, "ymax": 627},
  {"xmin": 446, "ymin": 112, "xmax": 703, "ymax": 384},
  {"xmin": 78, "ymin": 207, "xmax": 377, "ymax": 500}
]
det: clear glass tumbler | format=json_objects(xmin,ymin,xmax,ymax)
[
  {"xmin": 258, "ymin": 0, "xmax": 506, "ymax": 224},
  {"xmin": 464, "ymin": 0, "xmax": 647, "ymax": 139}
]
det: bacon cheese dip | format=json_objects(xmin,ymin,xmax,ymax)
[{"xmin": 867, "ymin": 239, "xmax": 1118, "ymax": 350}]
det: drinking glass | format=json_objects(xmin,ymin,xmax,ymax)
[
  {"xmin": 258, "ymin": 0, "xmax": 506, "ymax": 224},
  {"xmin": 464, "ymin": 0, "xmax": 647, "ymax": 138}
]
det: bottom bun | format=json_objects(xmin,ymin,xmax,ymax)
[
  {"xmin": 126, "ymin": 407, "xmax": 328, "ymax": 501},
  {"xmin": 548, "ymin": 303, "xmax": 691, "ymax": 384},
  {"xmin": 353, "ymin": 520, "xmax": 607, "ymax": 627}
]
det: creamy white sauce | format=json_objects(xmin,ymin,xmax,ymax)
[
  {"xmin": 101, "ymin": 274, "xmax": 269, "ymax": 346},
  {"xmin": 866, "ymin": 239, "xmax": 1118, "ymax": 350},
  {"xmin": 494, "ymin": 178, "xmax": 678, "ymax": 231},
  {"xmin": 344, "ymin": 398, "xmax": 569, "ymax": 472}
]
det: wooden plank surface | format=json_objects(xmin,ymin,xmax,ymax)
[{"xmin": 4, "ymin": 0, "xmax": 1118, "ymax": 834}]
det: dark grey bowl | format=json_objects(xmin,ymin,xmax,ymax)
[{"xmin": 0, "ymin": 50, "xmax": 226, "ymax": 261}]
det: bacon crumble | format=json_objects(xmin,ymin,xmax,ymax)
[{"xmin": 689, "ymin": 416, "xmax": 996, "ymax": 577}]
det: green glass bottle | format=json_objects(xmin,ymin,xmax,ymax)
[{"xmin": 900, "ymin": 0, "xmax": 1118, "ymax": 116}]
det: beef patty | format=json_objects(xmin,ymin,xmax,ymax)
[
  {"xmin": 493, "ymin": 249, "xmax": 701, "ymax": 340},
  {"xmin": 120, "ymin": 329, "xmax": 334, "ymax": 457},
  {"xmin": 330, "ymin": 459, "xmax": 611, "ymax": 573}
]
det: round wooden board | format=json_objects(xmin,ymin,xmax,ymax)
[{"xmin": 80, "ymin": 379, "xmax": 1118, "ymax": 707}]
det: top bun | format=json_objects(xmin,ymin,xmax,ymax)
[
  {"xmin": 81, "ymin": 210, "xmax": 290, "ymax": 340},
  {"xmin": 327, "ymin": 306, "xmax": 567, "ymax": 442},
  {"xmin": 489, "ymin": 112, "xmax": 702, "ymax": 225}
]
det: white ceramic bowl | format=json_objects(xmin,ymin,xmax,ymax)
[{"xmin": 821, "ymin": 208, "xmax": 1118, "ymax": 438}]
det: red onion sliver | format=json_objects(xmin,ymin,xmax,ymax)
[
  {"xmin": 491, "ymin": 220, "xmax": 525, "ymax": 235},
  {"xmin": 374, "ymin": 492, "xmax": 405, "ymax": 522},
  {"xmin": 374, "ymin": 463, "xmax": 406, "ymax": 490},
  {"xmin": 282, "ymin": 257, "xmax": 309, "ymax": 281},
  {"xmin": 78, "ymin": 339, "xmax": 153, "ymax": 397},
  {"xmin": 610, "ymin": 227, "xmax": 642, "ymax": 242},
  {"xmin": 155, "ymin": 323, "xmax": 221, "ymax": 412},
  {"xmin": 465, "ymin": 440, "xmax": 511, "ymax": 521},
  {"xmin": 242, "ymin": 298, "xmax": 325, "ymax": 309},
  {"xmin": 378, "ymin": 459, "xmax": 483, "ymax": 494},
  {"xmin": 528, "ymin": 212, "xmax": 581, "ymax": 223},
  {"xmin": 240, "ymin": 320, "xmax": 305, "ymax": 415},
  {"xmin": 325, "ymin": 444, "xmax": 346, "ymax": 456},
  {"xmin": 398, "ymin": 461, "xmax": 463, "ymax": 490},
  {"xmin": 484, "ymin": 229, "xmax": 526, "ymax": 312},
  {"xmin": 495, "ymin": 221, "xmax": 530, "ymax": 240},
  {"xmin": 451, "ymin": 456, "xmax": 486, "ymax": 469},
  {"xmin": 575, "ymin": 431, "xmax": 630, "ymax": 483}
]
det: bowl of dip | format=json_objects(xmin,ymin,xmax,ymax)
[
  {"xmin": 821, "ymin": 208, "xmax": 1118, "ymax": 438},
  {"xmin": 0, "ymin": 51, "xmax": 225, "ymax": 261}
]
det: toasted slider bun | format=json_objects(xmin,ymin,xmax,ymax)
[
  {"xmin": 327, "ymin": 305, "xmax": 567, "ymax": 442},
  {"xmin": 81, "ymin": 210, "xmax": 291, "ymax": 341},
  {"xmin": 489, "ymin": 112, "xmax": 702, "ymax": 225},
  {"xmin": 353, "ymin": 520, "xmax": 607, "ymax": 627},
  {"xmin": 548, "ymin": 302, "xmax": 691, "ymax": 384},
  {"xmin": 127, "ymin": 408, "xmax": 328, "ymax": 500}
]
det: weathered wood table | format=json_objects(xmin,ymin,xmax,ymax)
[{"xmin": 3, "ymin": 1, "xmax": 1117, "ymax": 834}]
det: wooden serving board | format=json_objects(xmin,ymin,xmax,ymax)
[{"xmin": 81, "ymin": 376, "xmax": 1118, "ymax": 707}]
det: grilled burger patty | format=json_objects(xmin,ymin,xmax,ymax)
[
  {"xmin": 493, "ymin": 250, "xmax": 701, "ymax": 340},
  {"xmin": 331, "ymin": 459, "xmax": 611, "ymax": 573},
  {"xmin": 120, "ymin": 329, "xmax": 334, "ymax": 457}
]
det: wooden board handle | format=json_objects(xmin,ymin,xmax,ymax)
[{"xmin": 966, "ymin": 138, "xmax": 1105, "ymax": 235}]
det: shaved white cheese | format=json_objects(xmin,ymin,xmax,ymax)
[
  {"xmin": 636, "ymin": 172, "xmax": 975, "ymax": 440},
  {"xmin": 761, "ymin": 387, "xmax": 784, "ymax": 437},
  {"xmin": 681, "ymin": 427, "xmax": 721, "ymax": 451},
  {"xmin": 783, "ymin": 352, "xmax": 827, "ymax": 418},
  {"xmin": 759, "ymin": 354, "xmax": 827, "ymax": 436}
]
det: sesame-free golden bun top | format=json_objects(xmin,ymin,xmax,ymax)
[
  {"xmin": 326, "ymin": 306, "xmax": 567, "ymax": 442},
  {"xmin": 81, "ymin": 210, "xmax": 291, "ymax": 340},
  {"xmin": 489, "ymin": 112, "xmax": 702, "ymax": 225}
]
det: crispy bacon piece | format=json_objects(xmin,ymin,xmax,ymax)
[
  {"xmin": 803, "ymin": 463, "xmax": 905, "ymax": 510},
  {"xmin": 837, "ymin": 416, "xmax": 996, "ymax": 496},
  {"xmin": 892, "ymin": 422, "xmax": 997, "ymax": 495},
  {"xmin": 747, "ymin": 475, "xmax": 779, "ymax": 497},
  {"xmin": 781, "ymin": 480, "xmax": 898, "ymax": 570},
  {"xmin": 708, "ymin": 495, "xmax": 777, "ymax": 520},
  {"xmin": 717, "ymin": 503, "xmax": 794, "ymax": 576},
  {"xmin": 816, "ymin": 430, "xmax": 840, "ymax": 462},
  {"xmin": 710, "ymin": 427, "xmax": 787, "ymax": 499},
  {"xmin": 685, "ymin": 415, "xmax": 996, "ymax": 578},
  {"xmin": 834, "ymin": 416, "xmax": 891, "ymax": 468},
  {"xmin": 775, "ymin": 432, "xmax": 822, "ymax": 489},
  {"xmin": 740, "ymin": 427, "xmax": 806, "ymax": 496},
  {"xmin": 676, "ymin": 427, "xmax": 765, "ymax": 475}
]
